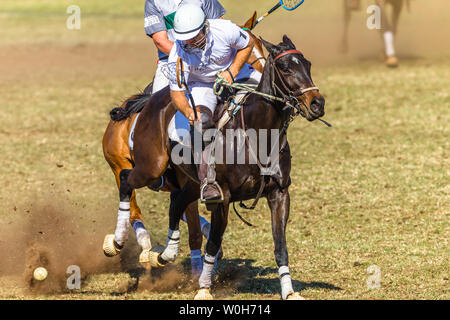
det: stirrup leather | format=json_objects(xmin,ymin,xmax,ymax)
[{"xmin": 200, "ymin": 179, "xmax": 224, "ymax": 203}]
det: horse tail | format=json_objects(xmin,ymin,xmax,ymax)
[{"xmin": 110, "ymin": 93, "xmax": 152, "ymax": 122}]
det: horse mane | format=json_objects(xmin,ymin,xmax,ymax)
[{"xmin": 109, "ymin": 93, "xmax": 151, "ymax": 122}]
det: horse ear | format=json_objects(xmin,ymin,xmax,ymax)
[
  {"xmin": 260, "ymin": 37, "xmax": 278, "ymax": 56},
  {"xmin": 242, "ymin": 11, "xmax": 257, "ymax": 30},
  {"xmin": 282, "ymin": 35, "xmax": 296, "ymax": 49},
  {"xmin": 250, "ymin": 11, "xmax": 257, "ymax": 29}
]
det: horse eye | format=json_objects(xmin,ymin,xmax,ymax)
[{"xmin": 278, "ymin": 62, "xmax": 290, "ymax": 72}]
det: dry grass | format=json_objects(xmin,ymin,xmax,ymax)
[{"xmin": 0, "ymin": 0, "xmax": 448, "ymax": 300}]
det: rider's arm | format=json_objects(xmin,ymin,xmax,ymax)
[
  {"xmin": 168, "ymin": 46, "xmax": 199, "ymax": 124},
  {"xmin": 219, "ymin": 27, "xmax": 255, "ymax": 84},
  {"xmin": 170, "ymin": 90, "xmax": 198, "ymax": 125},
  {"xmin": 227, "ymin": 36, "xmax": 254, "ymax": 81},
  {"xmin": 151, "ymin": 31, "xmax": 174, "ymax": 56},
  {"xmin": 145, "ymin": 1, "xmax": 172, "ymax": 54}
]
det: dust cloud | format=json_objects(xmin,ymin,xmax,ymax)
[{"xmin": 0, "ymin": 197, "xmax": 125, "ymax": 294}]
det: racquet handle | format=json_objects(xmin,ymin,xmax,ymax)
[{"xmin": 252, "ymin": 2, "xmax": 282, "ymax": 29}]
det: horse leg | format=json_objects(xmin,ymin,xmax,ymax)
[
  {"xmin": 102, "ymin": 128, "xmax": 152, "ymax": 259},
  {"xmin": 376, "ymin": 0, "xmax": 399, "ymax": 66},
  {"xmin": 103, "ymin": 168, "xmax": 134, "ymax": 257},
  {"xmin": 341, "ymin": 0, "xmax": 352, "ymax": 54},
  {"xmin": 195, "ymin": 198, "xmax": 230, "ymax": 300},
  {"xmin": 267, "ymin": 187, "xmax": 304, "ymax": 300},
  {"xmin": 391, "ymin": 0, "xmax": 404, "ymax": 35},
  {"xmin": 103, "ymin": 172, "xmax": 152, "ymax": 261},
  {"xmin": 105, "ymin": 153, "xmax": 165, "ymax": 260},
  {"xmin": 183, "ymin": 201, "xmax": 203, "ymax": 278},
  {"xmin": 150, "ymin": 181, "xmax": 199, "ymax": 268},
  {"xmin": 130, "ymin": 191, "xmax": 153, "ymax": 268}
]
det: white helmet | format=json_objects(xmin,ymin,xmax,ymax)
[{"xmin": 173, "ymin": 4, "xmax": 206, "ymax": 41}]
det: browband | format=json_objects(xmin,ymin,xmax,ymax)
[{"xmin": 274, "ymin": 50, "xmax": 303, "ymax": 61}]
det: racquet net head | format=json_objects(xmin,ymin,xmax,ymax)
[{"xmin": 281, "ymin": 0, "xmax": 304, "ymax": 10}]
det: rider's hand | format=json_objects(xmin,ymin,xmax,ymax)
[
  {"xmin": 219, "ymin": 70, "xmax": 234, "ymax": 85},
  {"xmin": 187, "ymin": 110, "xmax": 201, "ymax": 126}
]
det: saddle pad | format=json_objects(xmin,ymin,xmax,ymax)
[
  {"xmin": 168, "ymin": 111, "xmax": 191, "ymax": 147},
  {"xmin": 129, "ymin": 113, "xmax": 140, "ymax": 151},
  {"xmin": 129, "ymin": 111, "xmax": 191, "ymax": 151}
]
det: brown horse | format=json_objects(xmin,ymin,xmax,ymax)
[
  {"xmin": 101, "ymin": 12, "xmax": 266, "ymax": 276},
  {"xmin": 118, "ymin": 35, "xmax": 325, "ymax": 299},
  {"xmin": 342, "ymin": 0, "xmax": 407, "ymax": 67}
]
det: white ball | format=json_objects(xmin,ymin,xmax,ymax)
[{"xmin": 33, "ymin": 267, "xmax": 48, "ymax": 281}]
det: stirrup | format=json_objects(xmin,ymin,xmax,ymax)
[{"xmin": 200, "ymin": 180, "xmax": 224, "ymax": 204}]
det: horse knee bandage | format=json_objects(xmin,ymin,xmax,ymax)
[
  {"xmin": 115, "ymin": 201, "xmax": 130, "ymax": 246},
  {"xmin": 160, "ymin": 229, "xmax": 180, "ymax": 262}
]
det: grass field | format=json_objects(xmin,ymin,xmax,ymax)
[{"xmin": 0, "ymin": 0, "xmax": 448, "ymax": 300}]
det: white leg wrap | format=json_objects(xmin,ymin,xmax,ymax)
[
  {"xmin": 384, "ymin": 31, "xmax": 396, "ymax": 57},
  {"xmin": 160, "ymin": 229, "xmax": 180, "ymax": 262},
  {"xmin": 132, "ymin": 220, "xmax": 151, "ymax": 249},
  {"xmin": 190, "ymin": 249, "xmax": 203, "ymax": 277},
  {"xmin": 279, "ymin": 266, "xmax": 294, "ymax": 300},
  {"xmin": 114, "ymin": 202, "xmax": 130, "ymax": 246},
  {"xmin": 199, "ymin": 254, "xmax": 215, "ymax": 289}
]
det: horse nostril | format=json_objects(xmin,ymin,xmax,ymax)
[{"xmin": 310, "ymin": 97, "xmax": 324, "ymax": 114}]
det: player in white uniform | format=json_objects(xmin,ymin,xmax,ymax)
[
  {"xmin": 168, "ymin": 4, "xmax": 262, "ymax": 201},
  {"xmin": 144, "ymin": 0, "xmax": 226, "ymax": 93}
]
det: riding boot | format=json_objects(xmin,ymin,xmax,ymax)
[{"xmin": 192, "ymin": 106, "xmax": 224, "ymax": 203}]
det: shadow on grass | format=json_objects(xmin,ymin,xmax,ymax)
[
  {"xmin": 211, "ymin": 258, "xmax": 342, "ymax": 297},
  {"xmin": 114, "ymin": 246, "xmax": 342, "ymax": 297}
]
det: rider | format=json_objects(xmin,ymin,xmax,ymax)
[
  {"xmin": 145, "ymin": 0, "xmax": 226, "ymax": 94},
  {"xmin": 168, "ymin": 4, "xmax": 261, "ymax": 202}
]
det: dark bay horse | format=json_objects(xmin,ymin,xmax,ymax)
[
  {"xmin": 342, "ymin": 0, "xmax": 407, "ymax": 67},
  {"xmin": 101, "ymin": 12, "xmax": 266, "ymax": 276},
  {"xmin": 118, "ymin": 35, "xmax": 325, "ymax": 299}
]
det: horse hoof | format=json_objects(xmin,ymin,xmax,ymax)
[
  {"xmin": 139, "ymin": 248, "xmax": 152, "ymax": 270},
  {"xmin": 286, "ymin": 292, "xmax": 305, "ymax": 300},
  {"xmin": 385, "ymin": 56, "xmax": 399, "ymax": 68},
  {"xmin": 194, "ymin": 289, "xmax": 213, "ymax": 300},
  {"xmin": 103, "ymin": 234, "xmax": 121, "ymax": 257},
  {"xmin": 149, "ymin": 245, "xmax": 166, "ymax": 268}
]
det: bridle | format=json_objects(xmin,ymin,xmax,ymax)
[
  {"xmin": 265, "ymin": 49, "xmax": 320, "ymax": 136},
  {"xmin": 271, "ymin": 50, "xmax": 319, "ymax": 117}
]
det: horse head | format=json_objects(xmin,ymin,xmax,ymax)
[{"xmin": 260, "ymin": 35, "xmax": 325, "ymax": 122}]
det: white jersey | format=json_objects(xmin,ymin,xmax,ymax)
[
  {"xmin": 168, "ymin": 19, "xmax": 250, "ymax": 91},
  {"xmin": 144, "ymin": 0, "xmax": 226, "ymax": 60}
]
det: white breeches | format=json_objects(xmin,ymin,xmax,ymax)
[{"xmin": 188, "ymin": 64, "xmax": 262, "ymax": 114}]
